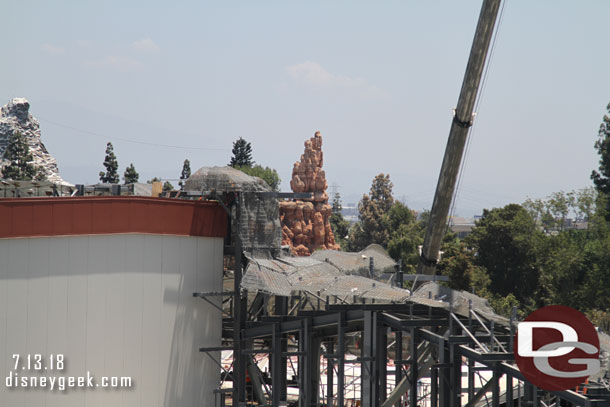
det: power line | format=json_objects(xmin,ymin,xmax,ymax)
[{"xmin": 37, "ymin": 116, "xmax": 230, "ymax": 151}]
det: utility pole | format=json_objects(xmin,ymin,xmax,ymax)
[{"xmin": 417, "ymin": 0, "xmax": 502, "ymax": 278}]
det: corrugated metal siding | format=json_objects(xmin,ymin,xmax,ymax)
[
  {"xmin": 0, "ymin": 196, "xmax": 226, "ymax": 239},
  {"xmin": 0, "ymin": 234, "xmax": 223, "ymax": 407}
]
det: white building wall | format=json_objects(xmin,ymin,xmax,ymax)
[{"xmin": 0, "ymin": 234, "xmax": 223, "ymax": 407}]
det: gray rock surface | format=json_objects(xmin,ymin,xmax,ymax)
[{"xmin": 0, "ymin": 98, "xmax": 70, "ymax": 185}]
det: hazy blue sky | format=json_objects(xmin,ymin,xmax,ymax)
[{"xmin": 2, "ymin": 1, "xmax": 610, "ymax": 216}]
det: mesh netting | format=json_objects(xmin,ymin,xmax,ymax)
[
  {"xmin": 411, "ymin": 282, "xmax": 507, "ymax": 324},
  {"xmin": 185, "ymin": 166, "xmax": 282, "ymax": 251},
  {"xmin": 311, "ymin": 244, "xmax": 397, "ymax": 277},
  {"xmin": 242, "ymin": 254, "xmax": 409, "ymax": 303}
]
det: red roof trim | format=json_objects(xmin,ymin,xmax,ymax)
[{"xmin": 0, "ymin": 196, "xmax": 227, "ymax": 239}]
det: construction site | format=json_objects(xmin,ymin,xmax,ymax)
[{"xmin": 2, "ymin": 0, "xmax": 610, "ymax": 406}]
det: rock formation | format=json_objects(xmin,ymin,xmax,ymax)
[
  {"xmin": 280, "ymin": 132, "xmax": 340, "ymax": 255},
  {"xmin": 0, "ymin": 98, "xmax": 70, "ymax": 185}
]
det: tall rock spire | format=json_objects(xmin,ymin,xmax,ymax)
[{"xmin": 280, "ymin": 131, "xmax": 340, "ymax": 255}]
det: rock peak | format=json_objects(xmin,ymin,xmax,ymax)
[
  {"xmin": 0, "ymin": 98, "xmax": 71, "ymax": 185},
  {"xmin": 2, "ymin": 98, "xmax": 31, "ymax": 122}
]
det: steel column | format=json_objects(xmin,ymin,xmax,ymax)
[
  {"xmin": 337, "ymin": 313, "xmax": 345, "ymax": 407},
  {"xmin": 431, "ymin": 366, "xmax": 438, "ymax": 407},
  {"xmin": 395, "ymin": 328, "xmax": 403, "ymax": 407},
  {"xmin": 327, "ymin": 341, "xmax": 334, "ymax": 407},
  {"xmin": 362, "ymin": 310, "xmax": 376, "ymax": 407},
  {"xmin": 410, "ymin": 328, "xmax": 418, "ymax": 407},
  {"xmin": 492, "ymin": 365, "xmax": 500, "ymax": 407},
  {"xmin": 378, "ymin": 323, "xmax": 388, "ymax": 402}
]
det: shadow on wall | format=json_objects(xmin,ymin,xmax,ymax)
[{"xmin": 163, "ymin": 246, "xmax": 222, "ymax": 406}]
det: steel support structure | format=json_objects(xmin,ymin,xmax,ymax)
[{"xmin": 207, "ymin": 296, "xmax": 608, "ymax": 407}]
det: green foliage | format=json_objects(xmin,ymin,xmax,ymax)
[
  {"xmin": 1, "ymin": 131, "xmax": 38, "ymax": 180},
  {"xmin": 99, "ymin": 142, "xmax": 119, "ymax": 183},
  {"xmin": 237, "ymin": 165, "xmax": 281, "ymax": 192},
  {"xmin": 147, "ymin": 177, "xmax": 161, "ymax": 184},
  {"xmin": 163, "ymin": 181, "xmax": 174, "ymax": 191},
  {"xmin": 179, "ymin": 159, "xmax": 191, "ymax": 189},
  {"xmin": 329, "ymin": 193, "xmax": 350, "ymax": 249},
  {"xmin": 387, "ymin": 200, "xmax": 415, "ymax": 230},
  {"xmin": 592, "ymin": 102, "xmax": 610, "ymax": 220},
  {"xmin": 466, "ymin": 204, "xmax": 541, "ymax": 306},
  {"xmin": 462, "ymin": 186, "xmax": 610, "ymax": 319},
  {"xmin": 592, "ymin": 102, "xmax": 610, "ymax": 196},
  {"xmin": 387, "ymin": 218, "xmax": 425, "ymax": 274},
  {"xmin": 123, "ymin": 163, "xmax": 139, "ymax": 184},
  {"xmin": 35, "ymin": 171, "xmax": 47, "ymax": 181},
  {"xmin": 587, "ymin": 309, "xmax": 610, "ymax": 332},
  {"xmin": 488, "ymin": 293, "xmax": 521, "ymax": 319},
  {"xmin": 348, "ymin": 174, "xmax": 394, "ymax": 250},
  {"xmin": 229, "ymin": 137, "xmax": 254, "ymax": 167},
  {"xmin": 437, "ymin": 241, "xmax": 489, "ymax": 295}
]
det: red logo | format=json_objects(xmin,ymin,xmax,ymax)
[{"xmin": 514, "ymin": 305, "xmax": 600, "ymax": 391}]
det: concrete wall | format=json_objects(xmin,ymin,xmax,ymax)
[{"xmin": 0, "ymin": 233, "xmax": 223, "ymax": 407}]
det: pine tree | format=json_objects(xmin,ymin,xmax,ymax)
[
  {"xmin": 592, "ymin": 102, "xmax": 610, "ymax": 217},
  {"xmin": 123, "ymin": 163, "xmax": 139, "ymax": 184},
  {"xmin": 348, "ymin": 174, "xmax": 394, "ymax": 250},
  {"xmin": 1, "ymin": 131, "xmax": 38, "ymax": 180},
  {"xmin": 179, "ymin": 159, "xmax": 191, "ymax": 189},
  {"xmin": 331, "ymin": 192, "xmax": 343, "ymax": 215},
  {"xmin": 329, "ymin": 192, "xmax": 350, "ymax": 249},
  {"xmin": 99, "ymin": 142, "xmax": 119, "ymax": 183},
  {"xmin": 229, "ymin": 137, "xmax": 253, "ymax": 167}
]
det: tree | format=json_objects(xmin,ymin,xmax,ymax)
[
  {"xmin": 1, "ymin": 131, "xmax": 38, "ymax": 180},
  {"xmin": 387, "ymin": 215, "xmax": 425, "ymax": 274},
  {"xmin": 229, "ymin": 137, "xmax": 254, "ymax": 167},
  {"xmin": 348, "ymin": 174, "xmax": 394, "ymax": 250},
  {"xmin": 237, "ymin": 165, "xmax": 281, "ymax": 191},
  {"xmin": 147, "ymin": 176, "xmax": 161, "ymax": 184},
  {"xmin": 123, "ymin": 163, "xmax": 139, "ymax": 184},
  {"xmin": 329, "ymin": 192, "xmax": 350, "ymax": 249},
  {"xmin": 466, "ymin": 204, "xmax": 541, "ymax": 306},
  {"xmin": 99, "ymin": 142, "xmax": 119, "ymax": 183},
  {"xmin": 163, "ymin": 181, "xmax": 174, "ymax": 191},
  {"xmin": 437, "ymin": 241, "xmax": 489, "ymax": 296},
  {"xmin": 179, "ymin": 159, "xmax": 191, "ymax": 189},
  {"xmin": 591, "ymin": 102, "xmax": 610, "ymax": 216}
]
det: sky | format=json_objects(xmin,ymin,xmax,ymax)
[{"xmin": 2, "ymin": 1, "xmax": 610, "ymax": 216}]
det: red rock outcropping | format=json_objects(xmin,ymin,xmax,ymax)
[{"xmin": 280, "ymin": 132, "xmax": 340, "ymax": 255}]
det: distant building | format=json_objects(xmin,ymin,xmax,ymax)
[
  {"xmin": 342, "ymin": 203, "xmax": 359, "ymax": 224},
  {"xmin": 449, "ymin": 216, "xmax": 477, "ymax": 238}
]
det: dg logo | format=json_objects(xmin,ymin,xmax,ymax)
[{"xmin": 514, "ymin": 305, "xmax": 600, "ymax": 391}]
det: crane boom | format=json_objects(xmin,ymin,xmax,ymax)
[{"xmin": 417, "ymin": 0, "xmax": 502, "ymax": 277}]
